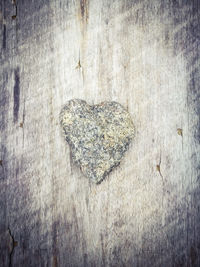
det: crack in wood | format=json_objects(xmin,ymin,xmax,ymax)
[
  {"xmin": 8, "ymin": 227, "xmax": 18, "ymax": 267},
  {"xmin": 75, "ymin": 51, "xmax": 85, "ymax": 85},
  {"xmin": 156, "ymin": 153, "xmax": 165, "ymax": 192}
]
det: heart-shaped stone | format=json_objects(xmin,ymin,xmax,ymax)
[{"xmin": 60, "ymin": 99, "xmax": 134, "ymax": 183}]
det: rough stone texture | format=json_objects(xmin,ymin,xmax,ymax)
[
  {"xmin": 60, "ymin": 99, "xmax": 134, "ymax": 183},
  {"xmin": 0, "ymin": 0, "xmax": 200, "ymax": 266}
]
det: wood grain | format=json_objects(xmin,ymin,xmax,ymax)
[{"xmin": 0, "ymin": 0, "xmax": 199, "ymax": 266}]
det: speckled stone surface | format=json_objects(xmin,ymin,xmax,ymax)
[{"xmin": 60, "ymin": 99, "xmax": 135, "ymax": 183}]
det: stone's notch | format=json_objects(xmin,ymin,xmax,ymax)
[{"xmin": 60, "ymin": 99, "xmax": 134, "ymax": 184}]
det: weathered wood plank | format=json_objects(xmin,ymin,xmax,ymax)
[{"xmin": 0, "ymin": 0, "xmax": 200, "ymax": 266}]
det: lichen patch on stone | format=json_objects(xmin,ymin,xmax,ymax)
[{"xmin": 60, "ymin": 99, "xmax": 134, "ymax": 183}]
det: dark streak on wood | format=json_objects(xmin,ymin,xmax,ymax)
[
  {"xmin": 3, "ymin": 24, "xmax": 6, "ymax": 49},
  {"xmin": 0, "ymin": 71, "xmax": 8, "ymax": 132},
  {"xmin": 83, "ymin": 253, "xmax": 88, "ymax": 267},
  {"xmin": 22, "ymin": 99, "xmax": 26, "ymax": 146},
  {"xmin": 52, "ymin": 221, "xmax": 59, "ymax": 267},
  {"xmin": 69, "ymin": 150, "xmax": 74, "ymax": 175},
  {"xmin": 100, "ymin": 233, "xmax": 106, "ymax": 266},
  {"xmin": 190, "ymin": 245, "xmax": 197, "ymax": 266},
  {"xmin": 13, "ymin": 67, "xmax": 20, "ymax": 123},
  {"xmin": 80, "ymin": 0, "xmax": 88, "ymax": 21},
  {"xmin": 0, "ymin": 145, "xmax": 8, "ymax": 181},
  {"xmin": 52, "ymin": 254, "xmax": 58, "ymax": 267}
]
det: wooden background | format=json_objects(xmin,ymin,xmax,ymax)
[{"xmin": 0, "ymin": 0, "xmax": 200, "ymax": 266}]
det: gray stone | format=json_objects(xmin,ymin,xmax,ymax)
[{"xmin": 60, "ymin": 99, "xmax": 135, "ymax": 183}]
